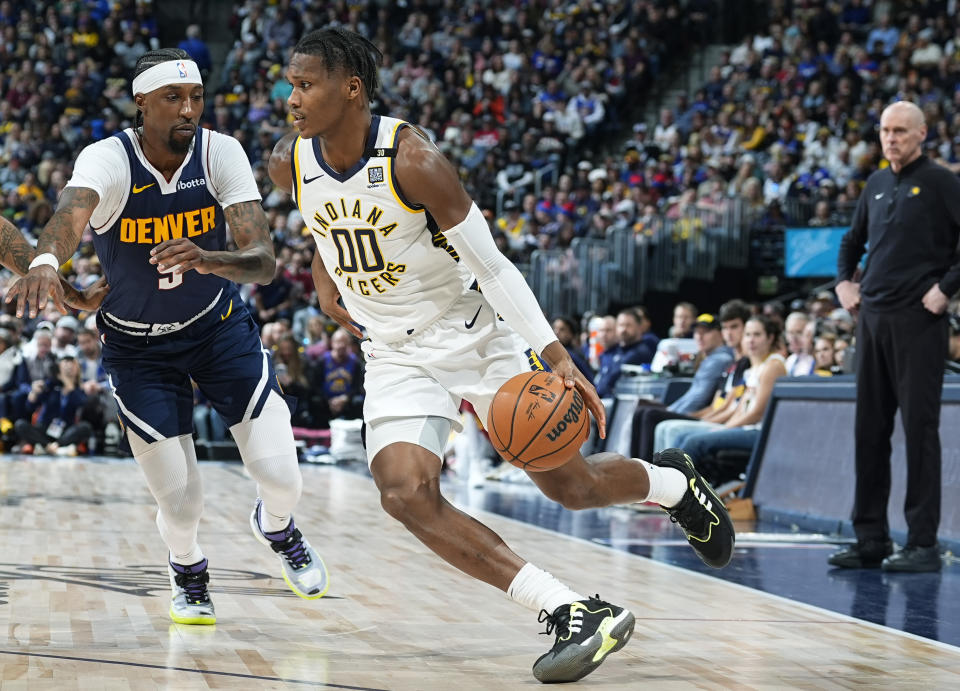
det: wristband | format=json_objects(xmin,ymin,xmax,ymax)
[{"xmin": 28, "ymin": 253, "xmax": 60, "ymax": 272}]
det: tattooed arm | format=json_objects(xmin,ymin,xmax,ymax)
[
  {"xmin": 0, "ymin": 216, "xmax": 40, "ymax": 276},
  {"xmin": 5, "ymin": 187, "xmax": 99, "ymax": 318},
  {"xmin": 147, "ymin": 200, "xmax": 275, "ymax": 284}
]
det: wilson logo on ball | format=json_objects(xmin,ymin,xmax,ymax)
[{"xmin": 545, "ymin": 392, "xmax": 584, "ymax": 442}]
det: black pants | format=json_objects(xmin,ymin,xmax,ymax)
[
  {"xmin": 853, "ymin": 306, "xmax": 947, "ymax": 547},
  {"xmin": 632, "ymin": 403, "xmax": 697, "ymax": 459},
  {"xmin": 14, "ymin": 419, "xmax": 93, "ymax": 449}
]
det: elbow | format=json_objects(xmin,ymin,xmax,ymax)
[{"xmin": 255, "ymin": 256, "xmax": 276, "ymax": 284}]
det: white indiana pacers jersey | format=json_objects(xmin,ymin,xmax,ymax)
[{"xmin": 291, "ymin": 115, "xmax": 474, "ymax": 343}]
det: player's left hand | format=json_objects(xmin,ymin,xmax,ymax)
[
  {"xmin": 63, "ymin": 276, "xmax": 110, "ymax": 311},
  {"xmin": 541, "ymin": 341, "xmax": 606, "ymax": 439},
  {"xmin": 922, "ymin": 282, "xmax": 950, "ymax": 315},
  {"xmin": 150, "ymin": 238, "xmax": 212, "ymax": 275}
]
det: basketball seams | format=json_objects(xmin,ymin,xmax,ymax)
[
  {"xmin": 525, "ymin": 390, "xmax": 588, "ymax": 469},
  {"xmin": 489, "ymin": 370, "xmax": 541, "ymax": 464},
  {"xmin": 510, "ymin": 377, "xmax": 573, "ymax": 469}
]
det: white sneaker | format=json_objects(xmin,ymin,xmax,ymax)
[
  {"xmin": 168, "ymin": 558, "xmax": 216, "ymax": 625},
  {"xmin": 250, "ymin": 499, "xmax": 329, "ymax": 599}
]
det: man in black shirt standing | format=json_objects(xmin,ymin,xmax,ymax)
[{"xmin": 829, "ymin": 100, "xmax": 960, "ymax": 572}]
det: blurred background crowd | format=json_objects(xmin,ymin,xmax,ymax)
[{"xmin": 0, "ymin": 0, "xmax": 957, "ymax": 464}]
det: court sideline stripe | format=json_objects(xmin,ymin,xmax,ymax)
[
  {"xmin": 434, "ymin": 475, "xmax": 960, "ymax": 655},
  {"xmin": 0, "ymin": 648, "xmax": 390, "ymax": 690}
]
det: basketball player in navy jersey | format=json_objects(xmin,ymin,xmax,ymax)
[
  {"xmin": 269, "ymin": 28, "xmax": 735, "ymax": 683},
  {"xmin": 9, "ymin": 49, "xmax": 329, "ymax": 625}
]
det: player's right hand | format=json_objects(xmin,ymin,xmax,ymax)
[
  {"xmin": 316, "ymin": 284, "xmax": 363, "ymax": 339},
  {"xmin": 5, "ymin": 266, "xmax": 66, "ymax": 318},
  {"xmin": 541, "ymin": 341, "xmax": 606, "ymax": 439}
]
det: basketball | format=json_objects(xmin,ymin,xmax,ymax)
[{"xmin": 486, "ymin": 371, "xmax": 590, "ymax": 472}]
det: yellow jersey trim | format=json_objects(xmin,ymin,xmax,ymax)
[
  {"xmin": 386, "ymin": 121, "xmax": 423, "ymax": 215},
  {"xmin": 293, "ymin": 136, "xmax": 303, "ymax": 210}
]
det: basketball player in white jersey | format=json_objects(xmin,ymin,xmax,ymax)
[
  {"xmin": 9, "ymin": 48, "xmax": 328, "ymax": 626},
  {"xmin": 270, "ymin": 28, "xmax": 735, "ymax": 683}
]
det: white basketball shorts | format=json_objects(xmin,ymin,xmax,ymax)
[{"xmin": 361, "ymin": 288, "xmax": 545, "ymax": 462}]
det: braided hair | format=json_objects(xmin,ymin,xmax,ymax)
[
  {"xmin": 132, "ymin": 48, "xmax": 193, "ymax": 130},
  {"xmin": 292, "ymin": 28, "xmax": 382, "ymax": 102}
]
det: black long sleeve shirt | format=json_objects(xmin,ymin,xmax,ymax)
[{"xmin": 837, "ymin": 155, "xmax": 960, "ymax": 310}]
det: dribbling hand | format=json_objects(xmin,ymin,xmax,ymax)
[
  {"xmin": 541, "ymin": 341, "xmax": 606, "ymax": 439},
  {"xmin": 5, "ymin": 266, "xmax": 67, "ymax": 318}
]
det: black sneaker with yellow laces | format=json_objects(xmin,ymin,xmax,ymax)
[
  {"xmin": 653, "ymin": 448, "xmax": 736, "ymax": 568},
  {"xmin": 532, "ymin": 596, "xmax": 635, "ymax": 683}
]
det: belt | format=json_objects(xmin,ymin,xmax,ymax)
[{"xmin": 102, "ymin": 289, "xmax": 223, "ymax": 337}]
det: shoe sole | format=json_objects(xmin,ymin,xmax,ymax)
[
  {"xmin": 532, "ymin": 610, "xmax": 636, "ymax": 683},
  {"xmin": 169, "ymin": 606, "xmax": 216, "ymax": 625},
  {"xmin": 827, "ymin": 557, "xmax": 886, "ymax": 569},
  {"xmin": 659, "ymin": 451, "xmax": 736, "ymax": 568},
  {"xmin": 249, "ymin": 506, "xmax": 330, "ymax": 600}
]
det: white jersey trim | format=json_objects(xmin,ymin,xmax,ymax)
[{"xmin": 65, "ymin": 128, "xmax": 261, "ymax": 234}]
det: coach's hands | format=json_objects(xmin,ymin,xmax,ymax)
[
  {"xmin": 922, "ymin": 282, "xmax": 950, "ymax": 315},
  {"xmin": 541, "ymin": 340, "xmax": 606, "ymax": 439},
  {"xmin": 835, "ymin": 279, "xmax": 860, "ymax": 313},
  {"xmin": 6, "ymin": 266, "xmax": 67, "ymax": 318}
]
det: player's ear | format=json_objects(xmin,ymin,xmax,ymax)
[{"xmin": 345, "ymin": 75, "xmax": 363, "ymax": 101}]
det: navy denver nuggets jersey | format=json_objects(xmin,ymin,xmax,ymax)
[{"xmin": 94, "ymin": 128, "xmax": 236, "ymax": 325}]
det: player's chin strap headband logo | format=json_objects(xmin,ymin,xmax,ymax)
[{"xmin": 131, "ymin": 59, "xmax": 202, "ymax": 96}]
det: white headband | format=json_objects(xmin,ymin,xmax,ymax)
[{"xmin": 131, "ymin": 59, "xmax": 203, "ymax": 96}]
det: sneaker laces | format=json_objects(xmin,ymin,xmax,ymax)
[
  {"xmin": 268, "ymin": 526, "xmax": 312, "ymax": 569},
  {"xmin": 538, "ymin": 605, "xmax": 571, "ymax": 638},
  {"xmin": 174, "ymin": 569, "xmax": 210, "ymax": 604},
  {"xmin": 667, "ymin": 492, "xmax": 708, "ymax": 536}
]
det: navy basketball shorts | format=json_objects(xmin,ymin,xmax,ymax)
[{"xmin": 99, "ymin": 306, "xmax": 284, "ymax": 443}]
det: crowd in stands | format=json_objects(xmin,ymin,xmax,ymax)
[{"xmin": 0, "ymin": 0, "xmax": 959, "ymax": 466}]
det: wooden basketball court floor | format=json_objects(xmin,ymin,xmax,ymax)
[{"xmin": 1, "ymin": 455, "xmax": 959, "ymax": 689}]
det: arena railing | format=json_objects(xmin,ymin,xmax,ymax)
[{"xmin": 526, "ymin": 199, "xmax": 751, "ymax": 318}]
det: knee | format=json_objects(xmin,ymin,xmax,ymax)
[
  {"xmin": 379, "ymin": 478, "xmax": 442, "ymax": 525},
  {"xmin": 250, "ymin": 456, "xmax": 303, "ymax": 501}
]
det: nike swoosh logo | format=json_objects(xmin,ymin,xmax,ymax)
[
  {"xmin": 220, "ymin": 299, "xmax": 233, "ymax": 321},
  {"xmin": 464, "ymin": 306, "xmax": 482, "ymax": 329},
  {"xmin": 874, "ymin": 192, "xmax": 884, "ymax": 200},
  {"xmin": 303, "ymin": 173, "xmax": 324, "ymax": 185},
  {"xmin": 132, "ymin": 183, "xmax": 155, "ymax": 194}
]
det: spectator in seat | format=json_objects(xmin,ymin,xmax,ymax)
[
  {"xmin": 274, "ymin": 335, "xmax": 315, "ymax": 428},
  {"xmin": 784, "ymin": 311, "xmax": 815, "ymax": 375},
  {"xmin": 594, "ymin": 307, "xmax": 658, "ymax": 398},
  {"xmin": 813, "ymin": 333, "xmax": 840, "ymax": 376},
  {"xmin": 551, "ymin": 316, "xmax": 593, "ymax": 381},
  {"xmin": 669, "ymin": 316, "xmax": 787, "ymax": 484},
  {"xmin": 308, "ymin": 327, "xmax": 364, "ymax": 428},
  {"xmin": 633, "ymin": 312, "xmax": 736, "ymax": 459},
  {"xmin": 13, "ymin": 352, "xmax": 92, "ymax": 456},
  {"xmin": 668, "ymin": 301, "xmax": 697, "ymax": 338}
]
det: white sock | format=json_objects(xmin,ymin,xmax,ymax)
[
  {"xmin": 508, "ymin": 562, "xmax": 585, "ymax": 614},
  {"xmin": 171, "ymin": 546, "xmax": 204, "ymax": 566},
  {"xmin": 259, "ymin": 502, "xmax": 291, "ymax": 533},
  {"xmin": 638, "ymin": 459, "xmax": 688, "ymax": 507}
]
